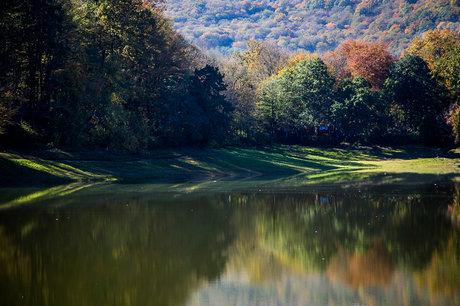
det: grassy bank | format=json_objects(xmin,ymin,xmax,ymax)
[{"xmin": 0, "ymin": 146, "xmax": 459, "ymax": 187}]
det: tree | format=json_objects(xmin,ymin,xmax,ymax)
[
  {"xmin": 405, "ymin": 29, "xmax": 460, "ymax": 103},
  {"xmin": 334, "ymin": 40, "xmax": 394, "ymax": 89},
  {"xmin": 258, "ymin": 77, "xmax": 287, "ymax": 140},
  {"xmin": 286, "ymin": 58, "xmax": 336, "ymax": 129},
  {"xmin": 258, "ymin": 58, "xmax": 336, "ymax": 142},
  {"xmin": 332, "ymin": 77, "xmax": 385, "ymax": 143},
  {"xmin": 222, "ymin": 41, "xmax": 288, "ymax": 144},
  {"xmin": 0, "ymin": 101, "xmax": 15, "ymax": 135},
  {"xmin": 447, "ymin": 103, "xmax": 460, "ymax": 144},
  {"xmin": 222, "ymin": 53, "xmax": 260, "ymax": 144},
  {"xmin": 177, "ymin": 65, "xmax": 233, "ymax": 146},
  {"xmin": 0, "ymin": 0, "xmax": 72, "ymax": 128},
  {"xmin": 277, "ymin": 53, "xmax": 318, "ymax": 76},
  {"xmin": 321, "ymin": 50, "xmax": 351, "ymax": 87},
  {"xmin": 405, "ymin": 29, "xmax": 460, "ymax": 142},
  {"xmin": 384, "ymin": 54, "xmax": 443, "ymax": 143},
  {"xmin": 48, "ymin": 0, "xmax": 194, "ymax": 150},
  {"xmin": 240, "ymin": 40, "xmax": 289, "ymax": 83}
]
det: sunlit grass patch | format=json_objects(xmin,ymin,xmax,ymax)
[
  {"xmin": 0, "ymin": 145, "xmax": 459, "ymax": 187},
  {"xmin": 12, "ymin": 158, "xmax": 111, "ymax": 181},
  {"xmin": 365, "ymin": 158, "xmax": 460, "ymax": 175}
]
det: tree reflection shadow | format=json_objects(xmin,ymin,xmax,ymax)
[
  {"xmin": 0, "ymin": 183, "xmax": 460, "ymax": 305},
  {"xmin": 0, "ymin": 194, "xmax": 234, "ymax": 306},
  {"xmin": 226, "ymin": 184, "xmax": 460, "ymax": 299},
  {"xmin": 327, "ymin": 241, "xmax": 394, "ymax": 288}
]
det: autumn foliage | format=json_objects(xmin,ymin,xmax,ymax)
[
  {"xmin": 1, "ymin": 1, "xmax": 459, "ymax": 149},
  {"xmin": 164, "ymin": 0, "xmax": 460, "ymax": 55},
  {"xmin": 334, "ymin": 40, "xmax": 394, "ymax": 89}
]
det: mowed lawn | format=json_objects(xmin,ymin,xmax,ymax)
[{"xmin": 0, "ymin": 146, "xmax": 459, "ymax": 186}]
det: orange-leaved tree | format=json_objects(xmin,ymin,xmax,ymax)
[{"xmin": 334, "ymin": 40, "xmax": 394, "ymax": 89}]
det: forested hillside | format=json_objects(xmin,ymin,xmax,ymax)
[
  {"xmin": 0, "ymin": 0, "xmax": 459, "ymax": 152},
  {"xmin": 0, "ymin": 0, "xmax": 234, "ymax": 150},
  {"xmin": 164, "ymin": 0, "xmax": 459, "ymax": 54}
]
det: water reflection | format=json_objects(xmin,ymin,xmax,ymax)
[
  {"xmin": 0, "ymin": 183, "xmax": 459, "ymax": 305},
  {"xmin": 0, "ymin": 194, "xmax": 234, "ymax": 306}
]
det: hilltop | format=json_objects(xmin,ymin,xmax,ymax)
[{"xmin": 163, "ymin": 0, "xmax": 459, "ymax": 54}]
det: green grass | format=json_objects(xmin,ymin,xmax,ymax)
[{"xmin": 0, "ymin": 145, "xmax": 459, "ymax": 187}]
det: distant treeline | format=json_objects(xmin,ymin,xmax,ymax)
[
  {"xmin": 164, "ymin": 0, "xmax": 459, "ymax": 55},
  {"xmin": 0, "ymin": 0, "xmax": 459, "ymax": 151},
  {"xmin": 227, "ymin": 35, "xmax": 459, "ymax": 146}
]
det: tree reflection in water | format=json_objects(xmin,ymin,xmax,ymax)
[
  {"xmin": 0, "ymin": 182, "xmax": 459, "ymax": 305},
  {"xmin": 0, "ymin": 194, "xmax": 234, "ymax": 306}
]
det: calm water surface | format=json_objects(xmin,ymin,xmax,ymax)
[{"xmin": 0, "ymin": 180, "xmax": 459, "ymax": 305}]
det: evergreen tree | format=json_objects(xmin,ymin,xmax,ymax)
[{"xmin": 176, "ymin": 65, "xmax": 233, "ymax": 146}]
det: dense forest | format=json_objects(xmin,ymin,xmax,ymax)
[
  {"xmin": 0, "ymin": 0, "xmax": 459, "ymax": 151},
  {"xmin": 164, "ymin": 0, "xmax": 460, "ymax": 54}
]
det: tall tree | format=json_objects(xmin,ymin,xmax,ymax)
[
  {"xmin": 286, "ymin": 58, "xmax": 336, "ymax": 129},
  {"xmin": 332, "ymin": 77, "xmax": 385, "ymax": 143},
  {"xmin": 0, "ymin": 0, "xmax": 72, "ymax": 127},
  {"xmin": 259, "ymin": 77, "xmax": 287, "ymax": 140},
  {"xmin": 177, "ymin": 65, "xmax": 233, "ymax": 146},
  {"xmin": 405, "ymin": 29, "xmax": 460, "ymax": 103},
  {"xmin": 384, "ymin": 54, "xmax": 443, "ymax": 143},
  {"xmin": 222, "ymin": 41, "xmax": 288, "ymax": 144},
  {"xmin": 240, "ymin": 40, "xmax": 288, "ymax": 83},
  {"xmin": 258, "ymin": 58, "xmax": 336, "ymax": 142},
  {"xmin": 222, "ymin": 54, "xmax": 260, "ymax": 143},
  {"xmin": 334, "ymin": 40, "xmax": 394, "ymax": 89},
  {"xmin": 48, "ymin": 0, "xmax": 195, "ymax": 150},
  {"xmin": 405, "ymin": 29, "xmax": 460, "ymax": 142}
]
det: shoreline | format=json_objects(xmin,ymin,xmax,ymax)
[{"xmin": 1, "ymin": 145, "xmax": 459, "ymax": 187}]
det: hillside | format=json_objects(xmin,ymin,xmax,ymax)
[{"xmin": 163, "ymin": 0, "xmax": 459, "ymax": 55}]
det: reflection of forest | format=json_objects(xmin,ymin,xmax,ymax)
[
  {"xmin": 0, "ymin": 194, "xmax": 234, "ymax": 306},
  {"xmin": 327, "ymin": 242, "xmax": 394, "ymax": 288},
  {"xmin": 0, "ymin": 184, "xmax": 459, "ymax": 305},
  {"xmin": 224, "ymin": 185, "xmax": 460, "ymax": 303}
]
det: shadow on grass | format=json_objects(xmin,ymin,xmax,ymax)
[
  {"xmin": 2, "ymin": 146, "xmax": 459, "ymax": 187},
  {"xmin": 60, "ymin": 145, "xmax": 459, "ymax": 185},
  {"xmin": 66, "ymin": 149, "xmax": 334, "ymax": 184},
  {"xmin": 268, "ymin": 145, "xmax": 460, "ymax": 161},
  {"xmin": 275, "ymin": 170, "xmax": 460, "ymax": 188}
]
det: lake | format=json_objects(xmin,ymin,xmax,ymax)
[{"xmin": 0, "ymin": 178, "xmax": 459, "ymax": 305}]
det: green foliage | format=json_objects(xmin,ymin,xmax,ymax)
[
  {"xmin": 162, "ymin": 65, "xmax": 233, "ymax": 147},
  {"xmin": 405, "ymin": 30, "xmax": 460, "ymax": 141},
  {"xmin": 406, "ymin": 29, "xmax": 460, "ymax": 104},
  {"xmin": 258, "ymin": 58, "xmax": 336, "ymax": 143},
  {"xmin": 0, "ymin": 0, "xmax": 222, "ymax": 151},
  {"xmin": 287, "ymin": 58, "xmax": 336, "ymax": 128},
  {"xmin": 0, "ymin": 0, "xmax": 72, "ymax": 134},
  {"xmin": 332, "ymin": 77, "xmax": 385, "ymax": 142},
  {"xmin": 222, "ymin": 41, "xmax": 288, "ymax": 144},
  {"xmin": 0, "ymin": 0, "xmax": 458, "ymax": 150},
  {"xmin": 259, "ymin": 77, "xmax": 287, "ymax": 139},
  {"xmin": 384, "ymin": 54, "xmax": 444, "ymax": 143}
]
